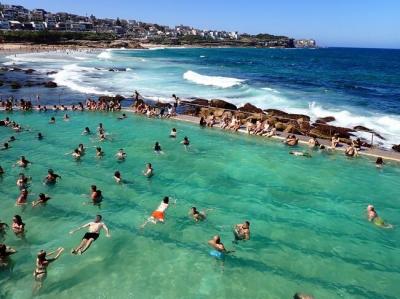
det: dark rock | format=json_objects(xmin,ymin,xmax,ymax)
[
  {"xmin": 98, "ymin": 95, "xmax": 125, "ymax": 102},
  {"xmin": 317, "ymin": 116, "xmax": 335, "ymax": 123},
  {"xmin": 10, "ymin": 81, "xmax": 22, "ymax": 89},
  {"xmin": 46, "ymin": 71, "xmax": 58, "ymax": 75},
  {"xmin": 109, "ymin": 68, "xmax": 127, "ymax": 72},
  {"xmin": 0, "ymin": 80, "xmax": 3, "ymax": 86},
  {"xmin": 353, "ymin": 125, "xmax": 385, "ymax": 140},
  {"xmin": 264, "ymin": 109, "xmax": 311, "ymax": 121},
  {"xmin": 10, "ymin": 67, "xmax": 22, "ymax": 72},
  {"xmin": 238, "ymin": 103, "xmax": 264, "ymax": 114},
  {"xmin": 393, "ymin": 144, "xmax": 400, "ymax": 152},
  {"xmin": 187, "ymin": 98, "xmax": 209, "ymax": 107},
  {"xmin": 210, "ymin": 99, "xmax": 237, "ymax": 110},
  {"xmin": 44, "ymin": 81, "xmax": 57, "ymax": 88},
  {"xmin": 24, "ymin": 69, "xmax": 35, "ymax": 74},
  {"xmin": 310, "ymin": 123, "xmax": 354, "ymax": 139}
]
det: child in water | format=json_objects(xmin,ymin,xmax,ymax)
[{"xmin": 367, "ymin": 205, "xmax": 393, "ymax": 228}]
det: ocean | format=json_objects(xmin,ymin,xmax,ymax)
[{"xmin": 1, "ymin": 47, "xmax": 400, "ymax": 147}]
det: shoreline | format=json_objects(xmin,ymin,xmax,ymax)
[{"xmin": 2, "ymin": 105, "xmax": 400, "ymax": 163}]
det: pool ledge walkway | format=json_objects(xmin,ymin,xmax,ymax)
[{"xmin": 172, "ymin": 114, "xmax": 400, "ymax": 163}]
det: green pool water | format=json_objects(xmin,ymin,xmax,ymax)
[{"xmin": 0, "ymin": 111, "xmax": 399, "ymax": 299}]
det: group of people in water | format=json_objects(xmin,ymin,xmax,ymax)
[{"xmin": 0, "ymin": 95, "xmax": 394, "ymax": 298}]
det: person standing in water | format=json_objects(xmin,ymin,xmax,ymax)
[
  {"xmin": 233, "ymin": 221, "xmax": 251, "ymax": 241},
  {"xmin": 143, "ymin": 163, "xmax": 153, "ymax": 177},
  {"xmin": 154, "ymin": 142, "xmax": 163, "ymax": 154},
  {"xmin": 70, "ymin": 215, "xmax": 110, "ymax": 255},
  {"xmin": 189, "ymin": 207, "xmax": 206, "ymax": 222},
  {"xmin": 170, "ymin": 128, "xmax": 177, "ymax": 138},
  {"xmin": 43, "ymin": 169, "xmax": 61, "ymax": 185},
  {"xmin": 32, "ymin": 193, "xmax": 51, "ymax": 207},
  {"xmin": 33, "ymin": 247, "xmax": 64, "ymax": 293},
  {"xmin": 141, "ymin": 197, "xmax": 170, "ymax": 228},
  {"xmin": 116, "ymin": 149, "xmax": 126, "ymax": 161},
  {"xmin": 11, "ymin": 215, "xmax": 25, "ymax": 236},
  {"xmin": 208, "ymin": 235, "xmax": 234, "ymax": 259},
  {"xmin": 366, "ymin": 205, "xmax": 393, "ymax": 228}
]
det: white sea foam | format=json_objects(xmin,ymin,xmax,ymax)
[
  {"xmin": 50, "ymin": 64, "xmax": 114, "ymax": 96},
  {"xmin": 262, "ymin": 87, "xmax": 280, "ymax": 93},
  {"xmin": 200, "ymin": 55, "xmax": 206, "ymax": 58},
  {"xmin": 97, "ymin": 50, "xmax": 112, "ymax": 60},
  {"xmin": 183, "ymin": 70, "xmax": 244, "ymax": 88}
]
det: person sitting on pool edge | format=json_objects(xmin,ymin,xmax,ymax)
[
  {"xmin": 70, "ymin": 215, "xmax": 110, "ymax": 255},
  {"xmin": 331, "ymin": 133, "xmax": 340, "ymax": 148},
  {"xmin": 233, "ymin": 221, "xmax": 251, "ymax": 241},
  {"xmin": 366, "ymin": 205, "xmax": 393, "ymax": 229},
  {"xmin": 141, "ymin": 196, "xmax": 170, "ymax": 228}
]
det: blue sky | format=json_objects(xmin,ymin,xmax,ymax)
[{"xmin": 8, "ymin": 0, "xmax": 400, "ymax": 48}]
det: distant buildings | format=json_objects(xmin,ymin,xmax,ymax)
[{"xmin": 0, "ymin": 2, "xmax": 316, "ymax": 47}]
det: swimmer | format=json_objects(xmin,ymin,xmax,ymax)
[
  {"xmin": 293, "ymin": 293, "xmax": 315, "ymax": 299},
  {"xmin": 16, "ymin": 173, "xmax": 30, "ymax": 190},
  {"xmin": 141, "ymin": 197, "xmax": 170, "ymax": 227},
  {"xmin": 375, "ymin": 157, "xmax": 384, "ymax": 168},
  {"xmin": 181, "ymin": 136, "xmax": 190, "ymax": 149},
  {"xmin": 1, "ymin": 142, "xmax": 10, "ymax": 150},
  {"xmin": 143, "ymin": 163, "xmax": 153, "ymax": 177},
  {"xmin": 70, "ymin": 215, "xmax": 110, "ymax": 255},
  {"xmin": 88, "ymin": 190, "xmax": 103, "ymax": 205},
  {"xmin": 32, "ymin": 193, "xmax": 51, "ymax": 207},
  {"xmin": 95, "ymin": 147, "xmax": 104, "ymax": 158},
  {"xmin": 116, "ymin": 149, "xmax": 126, "ymax": 160},
  {"xmin": 308, "ymin": 137, "xmax": 320, "ymax": 148},
  {"xmin": 208, "ymin": 235, "xmax": 234, "ymax": 258},
  {"xmin": 170, "ymin": 128, "xmax": 177, "ymax": 138},
  {"xmin": 49, "ymin": 117, "xmax": 56, "ymax": 124},
  {"xmin": 16, "ymin": 189, "xmax": 28, "ymax": 206},
  {"xmin": 37, "ymin": 132, "xmax": 43, "ymax": 140},
  {"xmin": 63, "ymin": 114, "xmax": 70, "ymax": 121},
  {"xmin": 15, "ymin": 156, "xmax": 31, "ymax": 168},
  {"xmin": 154, "ymin": 142, "xmax": 163, "ymax": 154},
  {"xmin": 189, "ymin": 207, "xmax": 206, "ymax": 222},
  {"xmin": 284, "ymin": 134, "xmax": 299, "ymax": 146},
  {"xmin": 0, "ymin": 243, "xmax": 17, "ymax": 267},
  {"xmin": 33, "ymin": 247, "xmax": 64, "ymax": 293},
  {"xmin": 97, "ymin": 123, "xmax": 105, "ymax": 134},
  {"xmin": 8, "ymin": 136, "xmax": 16, "ymax": 142},
  {"xmin": 72, "ymin": 149, "xmax": 81, "ymax": 160},
  {"xmin": 233, "ymin": 221, "xmax": 251, "ymax": 241},
  {"xmin": 118, "ymin": 113, "xmax": 127, "ymax": 120},
  {"xmin": 114, "ymin": 171, "xmax": 122, "ymax": 183},
  {"xmin": 78, "ymin": 143, "xmax": 86, "ymax": 155},
  {"xmin": 82, "ymin": 127, "xmax": 91, "ymax": 135},
  {"xmin": 11, "ymin": 215, "xmax": 25, "ymax": 236},
  {"xmin": 366, "ymin": 205, "xmax": 393, "ymax": 228},
  {"xmin": 345, "ymin": 145, "xmax": 358, "ymax": 157},
  {"xmin": 0, "ymin": 165, "xmax": 4, "ymax": 176},
  {"xmin": 44, "ymin": 169, "xmax": 61, "ymax": 185},
  {"xmin": 290, "ymin": 151, "xmax": 312, "ymax": 158}
]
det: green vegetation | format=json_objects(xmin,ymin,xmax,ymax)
[{"xmin": 0, "ymin": 30, "xmax": 116, "ymax": 43}]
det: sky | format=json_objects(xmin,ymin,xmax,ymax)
[{"xmin": 6, "ymin": 0, "xmax": 400, "ymax": 49}]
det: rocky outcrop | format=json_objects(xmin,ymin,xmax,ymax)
[
  {"xmin": 309, "ymin": 123, "xmax": 354, "ymax": 139},
  {"xmin": 238, "ymin": 103, "xmax": 264, "ymax": 114},
  {"xmin": 264, "ymin": 109, "xmax": 311, "ymax": 121},
  {"xmin": 98, "ymin": 95, "xmax": 125, "ymax": 102},
  {"xmin": 393, "ymin": 144, "xmax": 400, "ymax": 152},
  {"xmin": 108, "ymin": 40, "xmax": 145, "ymax": 49},
  {"xmin": 190, "ymin": 98, "xmax": 209, "ymax": 107},
  {"xmin": 353, "ymin": 125, "xmax": 385, "ymax": 140},
  {"xmin": 210, "ymin": 99, "xmax": 237, "ymax": 110},
  {"xmin": 44, "ymin": 81, "xmax": 57, "ymax": 88},
  {"xmin": 24, "ymin": 68, "xmax": 35, "ymax": 74},
  {"xmin": 109, "ymin": 68, "xmax": 127, "ymax": 72},
  {"xmin": 316, "ymin": 116, "xmax": 335, "ymax": 123},
  {"xmin": 46, "ymin": 71, "xmax": 58, "ymax": 75},
  {"xmin": 10, "ymin": 81, "xmax": 21, "ymax": 89}
]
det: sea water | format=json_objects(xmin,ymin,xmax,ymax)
[
  {"xmin": 0, "ymin": 111, "xmax": 399, "ymax": 299},
  {"xmin": 1, "ymin": 48, "xmax": 400, "ymax": 148}
]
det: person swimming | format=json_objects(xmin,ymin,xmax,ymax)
[
  {"xmin": 0, "ymin": 165, "xmax": 4, "ymax": 176},
  {"xmin": 284, "ymin": 135, "xmax": 299, "ymax": 146},
  {"xmin": 189, "ymin": 207, "xmax": 206, "ymax": 222},
  {"xmin": 72, "ymin": 149, "xmax": 81, "ymax": 160},
  {"xmin": 82, "ymin": 127, "xmax": 91, "ymax": 135},
  {"xmin": 16, "ymin": 156, "xmax": 31, "ymax": 168},
  {"xmin": 44, "ymin": 169, "xmax": 61, "ymax": 185},
  {"xmin": 375, "ymin": 157, "xmax": 384, "ymax": 168},
  {"xmin": 114, "ymin": 171, "xmax": 122, "ymax": 183},
  {"xmin": 70, "ymin": 215, "xmax": 110, "ymax": 255},
  {"xmin": 208, "ymin": 235, "xmax": 234, "ymax": 259},
  {"xmin": 290, "ymin": 151, "xmax": 312, "ymax": 158},
  {"xmin": 170, "ymin": 128, "xmax": 177, "ymax": 138},
  {"xmin": 78, "ymin": 144, "xmax": 86, "ymax": 155},
  {"xmin": 16, "ymin": 173, "xmax": 30, "ymax": 190},
  {"xmin": 0, "ymin": 243, "xmax": 17, "ymax": 268},
  {"xmin": 118, "ymin": 113, "xmax": 127, "ymax": 120},
  {"xmin": 49, "ymin": 117, "xmax": 56, "ymax": 124},
  {"xmin": 141, "ymin": 197, "xmax": 170, "ymax": 227},
  {"xmin": 11, "ymin": 215, "xmax": 25, "ymax": 236},
  {"xmin": 37, "ymin": 132, "xmax": 43, "ymax": 140},
  {"xmin": 32, "ymin": 193, "xmax": 51, "ymax": 207},
  {"xmin": 33, "ymin": 247, "xmax": 64, "ymax": 293},
  {"xmin": 8, "ymin": 136, "xmax": 16, "ymax": 142},
  {"xmin": 1, "ymin": 142, "xmax": 10, "ymax": 150},
  {"xmin": 116, "ymin": 149, "xmax": 126, "ymax": 160},
  {"xmin": 154, "ymin": 142, "xmax": 163, "ymax": 154},
  {"xmin": 233, "ymin": 221, "xmax": 251, "ymax": 241},
  {"xmin": 96, "ymin": 147, "xmax": 104, "ymax": 158},
  {"xmin": 367, "ymin": 205, "xmax": 393, "ymax": 228},
  {"xmin": 63, "ymin": 114, "xmax": 70, "ymax": 121},
  {"xmin": 16, "ymin": 189, "xmax": 28, "ymax": 206},
  {"xmin": 143, "ymin": 163, "xmax": 153, "ymax": 177}
]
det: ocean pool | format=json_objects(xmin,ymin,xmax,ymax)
[{"xmin": 0, "ymin": 111, "xmax": 399, "ymax": 299}]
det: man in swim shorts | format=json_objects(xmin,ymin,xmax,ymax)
[
  {"xmin": 208, "ymin": 235, "xmax": 234, "ymax": 258},
  {"xmin": 141, "ymin": 197, "xmax": 169, "ymax": 228},
  {"xmin": 233, "ymin": 221, "xmax": 251, "ymax": 241},
  {"xmin": 69, "ymin": 215, "xmax": 110, "ymax": 255}
]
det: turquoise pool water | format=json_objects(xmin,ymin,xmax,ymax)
[{"xmin": 0, "ymin": 111, "xmax": 399, "ymax": 299}]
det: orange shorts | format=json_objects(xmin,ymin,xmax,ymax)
[{"xmin": 151, "ymin": 211, "xmax": 164, "ymax": 221}]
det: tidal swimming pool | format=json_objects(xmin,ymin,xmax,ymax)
[{"xmin": 0, "ymin": 111, "xmax": 399, "ymax": 299}]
